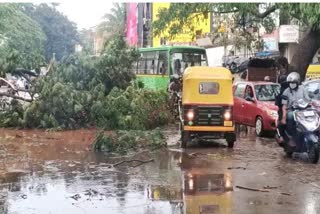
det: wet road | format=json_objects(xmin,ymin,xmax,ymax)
[{"xmin": 0, "ymin": 127, "xmax": 320, "ymax": 214}]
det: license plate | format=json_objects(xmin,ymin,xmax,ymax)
[
  {"xmin": 303, "ymin": 111, "xmax": 315, "ymax": 117},
  {"xmin": 224, "ymin": 121, "xmax": 233, "ymax": 127}
]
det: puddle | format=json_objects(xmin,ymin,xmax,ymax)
[{"xmin": 0, "ymin": 128, "xmax": 320, "ymax": 213}]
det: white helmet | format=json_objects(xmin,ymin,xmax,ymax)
[{"xmin": 286, "ymin": 72, "xmax": 300, "ymax": 84}]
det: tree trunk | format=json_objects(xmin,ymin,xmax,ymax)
[{"xmin": 289, "ymin": 29, "xmax": 320, "ymax": 81}]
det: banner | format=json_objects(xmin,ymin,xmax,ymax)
[
  {"xmin": 279, "ymin": 25, "xmax": 299, "ymax": 43},
  {"xmin": 126, "ymin": 3, "xmax": 138, "ymax": 46}
]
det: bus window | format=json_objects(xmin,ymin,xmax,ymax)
[
  {"xmin": 137, "ymin": 52, "xmax": 157, "ymax": 74},
  {"xmin": 157, "ymin": 51, "xmax": 167, "ymax": 75},
  {"xmin": 171, "ymin": 51, "xmax": 207, "ymax": 74},
  {"xmin": 171, "ymin": 53, "xmax": 183, "ymax": 75},
  {"xmin": 137, "ymin": 59, "xmax": 146, "ymax": 74}
]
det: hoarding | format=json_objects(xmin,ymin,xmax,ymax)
[
  {"xmin": 126, "ymin": 3, "xmax": 138, "ymax": 46},
  {"xmin": 152, "ymin": 3, "xmax": 211, "ymax": 47}
]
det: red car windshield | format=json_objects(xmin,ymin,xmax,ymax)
[{"xmin": 254, "ymin": 84, "xmax": 280, "ymax": 101}]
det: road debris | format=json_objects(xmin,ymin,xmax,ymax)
[
  {"xmin": 228, "ymin": 166, "xmax": 246, "ymax": 170},
  {"xmin": 280, "ymin": 192, "xmax": 291, "ymax": 196},
  {"xmin": 111, "ymin": 159, "xmax": 155, "ymax": 168},
  {"xmin": 188, "ymin": 152, "xmax": 204, "ymax": 157},
  {"xmin": 70, "ymin": 194, "xmax": 81, "ymax": 201},
  {"xmin": 263, "ymin": 186, "xmax": 279, "ymax": 190},
  {"xmin": 236, "ymin": 185, "xmax": 270, "ymax": 192}
]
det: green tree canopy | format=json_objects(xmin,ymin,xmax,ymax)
[
  {"xmin": 153, "ymin": 3, "xmax": 320, "ymax": 80},
  {"xmin": 21, "ymin": 3, "xmax": 79, "ymax": 62},
  {"xmin": 0, "ymin": 4, "xmax": 46, "ymax": 75}
]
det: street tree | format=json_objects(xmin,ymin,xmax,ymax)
[
  {"xmin": 98, "ymin": 3, "xmax": 126, "ymax": 37},
  {"xmin": 79, "ymin": 29, "xmax": 95, "ymax": 55},
  {"xmin": 21, "ymin": 3, "xmax": 79, "ymax": 62},
  {"xmin": 153, "ymin": 3, "xmax": 320, "ymax": 80},
  {"xmin": 0, "ymin": 4, "xmax": 46, "ymax": 75}
]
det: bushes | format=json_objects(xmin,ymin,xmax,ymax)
[
  {"xmin": 90, "ymin": 86, "xmax": 172, "ymax": 130},
  {"xmin": 93, "ymin": 128, "xmax": 166, "ymax": 154}
]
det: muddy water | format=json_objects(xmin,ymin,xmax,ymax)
[{"xmin": 0, "ymin": 128, "xmax": 320, "ymax": 214}]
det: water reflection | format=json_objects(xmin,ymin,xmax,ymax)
[{"xmin": 179, "ymin": 153, "xmax": 233, "ymax": 214}]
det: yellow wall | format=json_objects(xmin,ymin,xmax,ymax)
[{"xmin": 152, "ymin": 3, "xmax": 211, "ymax": 47}]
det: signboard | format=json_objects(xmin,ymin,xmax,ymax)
[
  {"xmin": 306, "ymin": 64, "xmax": 320, "ymax": 80},
  {"xmin": 263, "ymin": 38, "xmax": 278, "ymax": 51},
  {"xmin": 279, "ymin": 25, "xmax": 299, "ymax": 43}
]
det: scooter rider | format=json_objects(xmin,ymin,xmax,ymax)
[
  {"xmin": 281, "ymin": 72, "xmax": 310, "ymax": 145},
  {"xmin": 168, "ymin": 74, "xmax": 182, "ymax": 115},
  {"xmin": 275, "ymin": 74, "xmax": 288, "ymax": 144}
]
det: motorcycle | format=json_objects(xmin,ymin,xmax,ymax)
[
  {"xmin": 168, "ymin": 75, "xmax": 182, "ymax": 119},
  {"xmin": 276, "ymin": 99, "xmax": 320, "ymax": 163}
]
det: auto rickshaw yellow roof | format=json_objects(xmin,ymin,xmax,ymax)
[{"xmin": 183, "ymin": 66, "xmax": 232, "ymax": 80}]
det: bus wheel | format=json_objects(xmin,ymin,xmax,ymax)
[{"xmin": 181, "ymin": 131, "xmax": 190, "ymax": 149}]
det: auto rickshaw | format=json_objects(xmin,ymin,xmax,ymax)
[{"xmin": 179, "ymin": 66, "xmax": 236, "ymax": 148}]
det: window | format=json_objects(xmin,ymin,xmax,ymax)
[
  {"xmin": 137, "ymin": 58, "xmax": 146, "ymax": 74},
  {"xmin": 234, "ymin": 84, "xmax": 246, "ymax": 98},
  {"xmin": 199, "ymin": 82, "xmax": 219, "ymax": 94},
  {"xmin": 244, "ymin": 85, "xmax": 254, "ymax": 99},
  {"xmin": 157, "ymin": 51, "xmax": 167, "ymax": 75},
  {"xmin": 171, "ymin": 51, "xmax": 207, "ymax": 75},
  {"xmin": 254, "ymin": 84, "xmax": 280, "ymax": 101},
  {"xmin": 137, "ymin": 52, "xmax": 157, "ymax": 74}
]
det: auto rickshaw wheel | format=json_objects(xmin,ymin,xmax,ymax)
[
  {"xmin": 181, "ymin": 131, "xmax": 190, "ymax": 149},
  {"xmin": 227, "ymin": 140, "xmax": 235, "ymax": 148}
]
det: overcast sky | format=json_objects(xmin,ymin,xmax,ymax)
[{"xmin": 57, "ymin": 1, "xmax": 115, "ymax": 30}]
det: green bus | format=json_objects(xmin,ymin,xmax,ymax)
[{"xmin": 131, "ymin": 46, "xmax": 208, "ymax": 90}]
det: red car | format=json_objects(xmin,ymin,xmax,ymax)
[{"xmin": 233, "ymin": 81, "xmax": 280, "ymax": 136}]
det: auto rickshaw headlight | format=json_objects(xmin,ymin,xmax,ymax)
[
  {"xmin": 187, "ymin": 110, "xmax": 194, "ymax": 121},
  {"xmin": 224, "ymin": 110, "xmax": 232, "ymax": 121}
]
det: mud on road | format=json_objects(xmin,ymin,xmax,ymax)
[{"xmin": 0, "ymin": 127, "xmax": 320, "ymax": 214}]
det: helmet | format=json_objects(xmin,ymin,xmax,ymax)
[
  {"xmin": 286, "ymin": 72, "xmax": 300, "ymax": 84},
  {"xmin": 170, "ymin": 74, "xmax": 180, "ymax": 82}
]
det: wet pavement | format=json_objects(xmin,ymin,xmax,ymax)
[{"xmin": 0, "ymin": 127, "xmax": 320, "ymax": 214}]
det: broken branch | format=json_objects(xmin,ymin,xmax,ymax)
[
  {"xmin": 228, "ymin": 166, "xmax": 247, "ymax": 170},
  {"xmin": 112, "ymin": 159, "xmax": 154, "ymax": 168},
  {"xmin": 263, "ymin": 185, "xmax": 278, "ymax": 190},
  {"xmin": 280, "ymin": 192, "xmax": 291, "ymax": 196},
  {"xmin": 0, "ymin": 92, "xmax": 33, "ymax": 102},
  {"xmin": 236, "ymin": 185, "xmax": 270, "ymax": 192}
]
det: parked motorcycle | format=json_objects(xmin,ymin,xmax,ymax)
[{"xmin": 276, "ymin": 99, "xmax": 320, "ymax": 163}]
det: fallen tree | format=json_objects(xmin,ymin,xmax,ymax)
[{"xmin": 0, "ymin": 36, "xmax": 172, "ymax": 130}]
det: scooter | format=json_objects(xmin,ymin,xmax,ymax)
[{"xmin": 276, "ymin": 99, "xmax": 320, "ymax": 163}]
